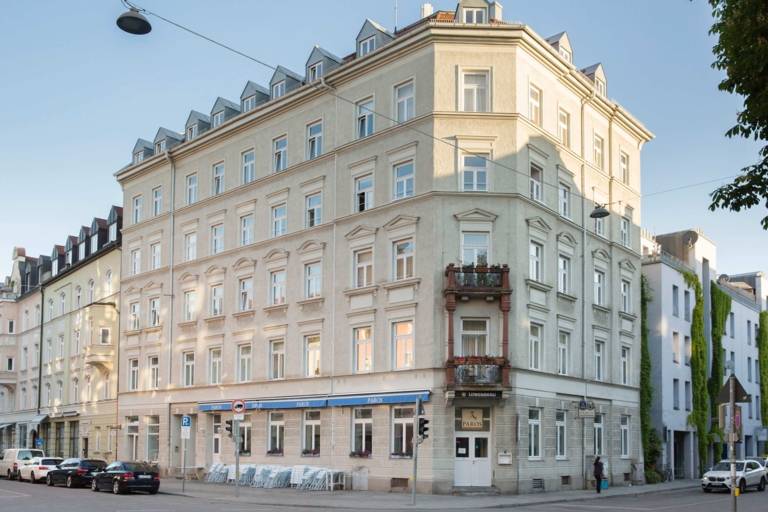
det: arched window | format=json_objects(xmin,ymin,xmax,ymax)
[
  {"xmin": 85, "ymin": 376, "xmax": 92, "ymax": 402},
  {"xmin": 87, "ymin": 280, "xmax": 95, "ymax": 303},
  {"xmin": 75, "ymin": 287, "xmax": 81, "ymax": 309},
  {"xmin": 20, "ymin": 387, "xmax": 27, "ymax": 409},
  {"xmin": 35, "ymin": 305, "xmax": 41, "ymax": 325},
  {"xmin": 23, "ymin": 310, "xmax": 29, "ymax": 330},
  {"xmin": 47, "ymin": 299, "xmax": 54, "ymax": 319},
  {"xmin": 72, "ymin": 378, "xmax": 79, "ymax": 404},
  {"xmin": 105, "ymin": 270, "xmax": 112, "ymax": 296}
]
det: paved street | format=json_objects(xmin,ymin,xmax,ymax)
[{"xmin": 0, "ymin": 478, "xmax": 765, "ymax": 512}]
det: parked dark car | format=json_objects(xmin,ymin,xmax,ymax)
[
  {"xmin": 91, "ymin": 461, "xmax": 159, "ymax": 494},
  {"xmin": 46, "ymin": 458, "xmax": 107, "ymax": 488}
]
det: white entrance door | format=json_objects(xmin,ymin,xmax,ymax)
[
  {"xmin": 454, "ymin": 433, "xmax": 491, "ymax": 486},
  {"xmin": 212, "ymin": 414, "xmax": 222, "ymax": 464}
]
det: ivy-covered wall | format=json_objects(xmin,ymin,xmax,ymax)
[
  {"xmin": 640, "ymin": 276, "xmax": 660, "ymax": 481},
  {"xmin": 759, "ymin": 311, "xmax": 768, "ymax": 427},
  {"xmin": 683, "ymin": 271, "xmax": 709, "ymax": 475},
  {"xmin": 709, "ymin": 283, "xmax": 731, "ymax": 454}
]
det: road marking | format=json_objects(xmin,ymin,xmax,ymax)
[{"xmin": 0, "ymin": 488, "xmax": 30, "ymax": 498}]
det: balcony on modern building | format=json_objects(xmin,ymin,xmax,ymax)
[
  {"xmin": 444, "ymin": 263, "xmax": 511, "ymax": 301},
  {"xmin": 84, "ymin": 344, "xmax": 115, "ymax": 372},
  {"xmin": 0, "ymin": 370, "xmax": 16, "ymax": 386}
]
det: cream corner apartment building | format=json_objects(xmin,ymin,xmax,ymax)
[{"xmin": 115, "ymin": 1, "xmax": 652, "ymax": 493}]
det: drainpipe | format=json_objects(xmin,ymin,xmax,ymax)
[
  {"xmin": 329, "ymin": 79, "xmax": 338, "ymax": 471},
  {"xmin": 36, "ymin": 286, "xmax": 45, "ymax": 418},
  {"xmin": 164, "ymin": 151, "xmax": 177, "ymax": 472}
]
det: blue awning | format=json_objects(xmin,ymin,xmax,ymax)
[{"xmin": 198, "ymin": 391, "xmax": 429, "ymax": 412}]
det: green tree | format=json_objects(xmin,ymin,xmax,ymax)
[
  {"xmin": 707, "ymin": 0, "xmax": 768, "ymax": 227},
  {"xmin": 759, "ymin": 311, "xmax": 768, "ymax": 426}
]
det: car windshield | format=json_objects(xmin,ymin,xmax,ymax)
[
  {"xmin": 122, "ymin": 463, "xmax": 154, "ymax": 472},
  {"xmin": 41, "ymin": 458, "xmax": 61, "ymax": 465},
  {"xmin": 712, "ymin": 462, "xmax": 744, "ymax": 471}
]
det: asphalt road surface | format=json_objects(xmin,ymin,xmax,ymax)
[{"xmin": 0, "ymin": 478, "xmax": 765, "ymax": 512}]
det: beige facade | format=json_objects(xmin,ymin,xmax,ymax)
[{"xmin": 116, "ymin": 2, "xmax": 651, "ymax": 493}]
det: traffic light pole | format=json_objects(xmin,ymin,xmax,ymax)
[
  {"xmin": 729, "ymin": 374, "xmax": 736, "ymax": 512},
  {"xmin": 234, "ymin": 419, "xmax": 240, "ymax": 498},
  {"xmin": 411, "ymin": 397, "xmax": 420, "ymax": 506}
]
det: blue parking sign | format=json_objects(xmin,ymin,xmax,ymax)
[{"xmin": 181, "ymin": 415, "xmax": 191, "ymax": 427}]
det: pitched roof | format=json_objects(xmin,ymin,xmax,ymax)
[
  {"xmin": 272, "ymin": 65, "xmax": 304, "ymax": 83},
  {"xmin": 211, "ymin": 96, "xmax": 240, "ymax": 113},
  {"xmin": 153, "ymin": 127, "xmax": 184, "ymax": 143},
  {"xmin": 132, "ymin": 138, "xmax": 153, "ymax": 153},
  {"xmin": 581, "ymin": 63, "xmax": 602, "ymax": 77},
  {"xmin": 185, "ymin": 110, "xmax": 210, "ymax": 127},
  {"xmin": 309, "ymin": 45, "xmax": 342, "ymax": 64},
  {"xmin": 545, "ymin": 31, "xmax": 566, "ymax": 44},
  {"xmin": 241, "ymin": 80, "xmax": 269, "ymax": 99}
]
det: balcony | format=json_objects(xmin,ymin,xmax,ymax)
[
  {"xmin": 446, "ymin": 356, "xmax": 508, "ymax": 389},
  {"xmin": 0, "ymin": 370, "xmax": 16, "ymax": 386},
  {"xmin": 85, "ymin": 344, "xmax": 115, "ymax": 372},
  {"xmin": 445, "ymin": 264, "xmax": 510, "ymax": 300}
]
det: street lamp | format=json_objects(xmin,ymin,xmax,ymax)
[
  {"xmin": 590, "ymin": 204, "xmax": 610, "ymax": 219},
  {"xmin": 116, "ymin": 3, "xmax": 152, "ymax": 35}
]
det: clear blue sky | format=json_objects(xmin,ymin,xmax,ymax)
[{"xmin": 0, "ymin": 0, "xmax": 763, "ymax": 279}]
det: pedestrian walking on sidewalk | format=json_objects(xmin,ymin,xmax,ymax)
[{"xmin": 593, "ymin": 457, "xmax": 604, "ymax": 494}]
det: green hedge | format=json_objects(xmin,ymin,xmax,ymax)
[{"xmin": 759, "ymin": 311, "xmax": 768, "ymax": 427}]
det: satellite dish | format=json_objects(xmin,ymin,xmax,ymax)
[{"xmin": 683, "ymin": 230, "xmax": 699, "ymax": 248}]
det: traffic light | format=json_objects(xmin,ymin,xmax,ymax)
[
  {"xmin": 225, "ymin": 420, "xmax": 234, "ymax": 438},
  {"xmin": 418, "ymin": 418, "xmax": 430, "ymax": 438}
]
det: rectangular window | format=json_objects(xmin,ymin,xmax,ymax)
[
  {"xmin": 620, "ymin": 151, "xmax": 630, "ymax": 184},
  {"xmin": 352, "ymin": 408, "xmax": 373, "ymax": 454},
  {"xmin": 210, "ymin": 224, "xmax": 224, "ymax": 254},
  {"xmin": 685, "ymin": 381, "xmax": 692, "ymax": 411},
  {"xmin": 392, "ymin": 320, "xmax": 414, "ymax": 370},
  {"xmin": 129, "ymin": 302, "xmax": 140, "ymax": 330},
  {"xmin": 273, "ymin": 136, "xmax": 287, "ymax": 172},
  {"xmin": 307, "ymin": 121, "xmax": 323, "ymax": 159},
  {"xmin": 620, "ymin": 416, "xmax": 630, "ymax": 457},
  {"xmin": 305, "ymin": 335, "xmax": 321, "ymax": 377},
  {"xmin": 556, "ymin": 410, "xmax": 567, "ymax": 459},
  {"xmin": 558, "ymin": 183, "xmax": 570, "ymax": 217},
  {"xmin": 184, "ymin": 232, "xmax": 197, "ymax": 261},
  {"xmin": 748, "ymin": 320, "xmax": 753, "ymax": 345},
  {"xmin": 393, "ymin": 239, "xmax": 414, "ymax": 280},
  {"xmin": 308, "ymin": 61, "xmax": 323, "ymax": 81},
  {"xmin": 272, "ymin": 80, "xmax": 286, "ymax": 98},
  {"xmin": 685, "ymin": 336, "xmax": 691, "ymax": 366},
  {"xmin": 358, "ymin": 36, "xmax": 375, "ymax": 56},
  {"xmin": 730, "ymin": 312, "xmax": 735, "ymax": 338},
  {"xmin": 673, "ymin": 378, "xmax": 680, "ymax": 409},
  {"xmin": 395, "ymin": 80, "xmax": 415, "ymax": 122},
  {"xmin": 147, "ymin": 416, "xmax": 160, "ymax": 462},
  {"xmin": 621, "ymin": 347, "xmax": 630, "ymax": 385},
  {"xmin": 304, "ymin": 262, "xmax": 322, "ymax": 299},
  {"xmin": 100, "ymin": 327, "xmax": 111, "ymax": 344},
  {"xmin": 593, "ymin": 414, "xmax": 604, "ymax": 455},
  {"xmin": 239, "ymin": 417, "xmax": 252, "ymax": 455},
  {"xmin": 596, "ymin": 77, "xmax": 606, "ymax": 96},
  {"xmin": 148, "ymin": 297, "xmax": 160, "ymax": 327},
  {"xmin": 354, "ymin": 249, "xmax": 373, "ymax": 288},
  {"xmin": 462, "ymin": 153, "xmax": 488, "ymax": 192},
  {"xmin": 558, "ymin": 255, "xmax": 570, "ymax": 294},
  {"xmin": 152, "ymin": 187, "xmax": 162, "ymax": 216},
  {"xmin": 269, "ymin": 270, "xmax": 286, "ymax": 305},
  {"xmin": 529, "ymin": 241, "xmax": 542, "ymax": 281},
  {"xmin": 305, "ymin": 193, "xmax": 322, "ymax": 227},
  {"xmin": 212, "ymin": 162, "xmax": 225, "ymax": 195},
  {"xmin": 463, "ymin": 7, "xmax": 486, "ymax": 23},
  {"xmin": 238, "ymin": 344, "xmax": 252, "ymax": 383},
  {"xmin": 529, "ymin": 162, "xmax": 543, "ymax": 201},
  {"xmin": 212, "ymin": 111, "xmax": 224, "ymax": 128},
  {"xmin": 558, "ymin": 108, "xmax": 570, "ymax": 147},
  {"xmin": 620, "ymin": 217, "xmax": 630, "ymax": 247},
  {"xmin": 529, "ymin": 323, "xmax": 542, "ymax": 370},
  {"xmin": 209, "ymin": 348, "xmax": 221, "ymax": 385},
  {"xmin": 672, "ymin": 285, "xmax": 680, "ymax": 317},
  {"xmin": 594, "ymin": 341, "xmax": 604, "ymax": 381},
  {"xmin": 392, "ymin": 407, "xmax": 414, "ymax": 457},
  {"xmin": 132, "ymin": 195, "xmax": 143, "ymax": 224},
  {"xmin": 128, "ymin": 359, "xmax": 139, "ymax": 391},
  {"xmin": 209, "ymin": 285, "xmax": 223, "ymax": 316},
  {"xmin": 242, "ymin": 150, "xmax": 255, "ymax": 184},
  {"xmin": 183, "ymin": 352, "xmax": 195, "ymax": 387},
  {"xmin": 593, "ymin": 134, "xmax": 604, "ymax": 169},
  {"xmin": 621, "ymin": 279, "xmax": 632, "ymax": 313},
  {"xmin": 150, "ymin": 242, "xmax": 161, "ymax": 270},
  {"xmin": 354, "ymin": 326, "xmax": 373, "ymax": 373},
  {"xmin": 354, "ymin": 174, "xmax": 373, "ymax": 212},
  {"xmin": 242, "ymin": 95, "xmax": 256, "ymax": 113},
  {"xmin": 558, "ymin": 331, "xmax": 569, "ymax": 375},
  {"xmin": 528, "ymin": 408, "xmax": 541, "ymax": 459},
  {"xmin": 303, "ymin": 410, "xmax": 321, "ymax": 454},
  {"xmin": 130, "ymin": 249, "xmax": 141, "ymax": 275},
  {"xmin": 461, "ymin": 231, "xmax": 489, "ymax": 266},
  {"xmin": 238, "ymin": 278, "xmax": 253, "ymax": 312},
  {"xmin": 684, "ymin": 290, "xmax": 691, "ymax": 321},
  {"xmin": 271, "ymin": 204, "xmax": 287, "ymax": 237},
  {"xmin": 594, "ymin": 269, "xmax": 605, "ymax": 306},
  {"xmin": 748, "ymin": 356, "xmax": 753, "ymax": 381},
  {"xmin": 393, "ymin": 160, "xmax": 414, "ymax": 200},
  {"xmin": 186, "ymin": 173, "xmax": 198, "ymax": 204},
  {"xmin": 240, "ymin": 214, "xmax": 253, "ymax": 246},
  {"xmin": 528, "ymin": 84, "xmax": 542, "ymax": 126},
  {"xmin": 149, "ymin": 356, "xmax": 159, "ymax": 389},
  {"xmin": 460, "ymin": 318, "xmax": 488, "ymax": 356},
  {"xmin": 270, "ymin": 339, "xmax": 285, "ymax": 380},
  {"xmin": 187, "ymin": 124, "xmax": 198, "ymax": 140},
  {"xmin": 356, "ymin": 97, "xmax": 374, "ymax": 138},
  {"xmin": 461, "ymin": 71, "xmax": 489, "ymax": 112},
  {"xmin": 595, "ymin": 216, "xmax": 605, "ymax": 237}
]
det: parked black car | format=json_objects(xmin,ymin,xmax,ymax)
[
  {"xmin": 46, "ymin": 458, "xmax": 107, "ymax": 488},
  {"xmin": 91, "ymin": 461, "xmax": 159, "ymax": 494}
]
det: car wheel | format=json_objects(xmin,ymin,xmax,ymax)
[
  {"xmin": 47, "ymin": 475, "xmax": 54, "ymax": 486},
  {"xmin": 759, "ymin": 477, "xmax": 766, "ymax": 492},
  {"xmin": 91, "ymin": 479, "xmax": 99, "ymax": 492},
  {"xmin": 66, "ymin": 475, "xmax": 74, "ymax": 489},
  {"xmin": 149, "ymin": 487, "xmax": 158, "ymax": 495},
  {"xmin": 113, "ymin": 480, "xmax": 121, "ymax": 495},
  {"xmin": 739, "ymin": 479, "xmax": 747, "ymax": 494},
  {"xmin": 29, "ymin": 472, "xmax": 35, "ymax": 483}
]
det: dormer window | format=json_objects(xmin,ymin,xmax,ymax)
[
  {"xmin": 187, "ymin": 124, "xmax": 198, "ymax": 140},
  {"xmin": 308, "ymin": 62, "xmax": 323, "ymax": 81},
  {"xmin": 155, "ymin": 140, "xmax": 166, "ymax": 153},
  {"xmin": 595, "ymin": 77, "xmax": 606, "ymax": 96},
  {"xmin": 66, "ymin": 250, "xmax": 72, "ymax": 266},
  {"xmin": 109, "ymin": 223, "xmax": 117, "ymax": 242},
  {"xmin": 212, "ymin": 111, "xmax": 224, "ymax": 128},
  {"xmin": 272, "ymin": 80, "xmax": 286, "ymax": 99},
  {"xmin": 133, "ymin": 152, "xmax": 144, "ymax": 164},
  {"xmin": 463, "ymin": 7, "xmax": 486, "ymax": 23},
  {"xmin": 52, "ymin": 259, "xmax": 58, "ymax": 276},
  {"xmin": 358, "ymin": 36, "xmax": 376, "ymax": 56},
  {"xmin": 559, "ymin": 47, "xmax": 572, "ymax": 63},
  {"xmin": 91, "ymin": 234, "xmax": 98, "ymax": 254},
  {"xmin": 78, "ymin": 242, "xmax": 85, "ymax": 261},
  {"xmin": 242, "ymin": 95, "xmax": 256, "ymax": 112}
]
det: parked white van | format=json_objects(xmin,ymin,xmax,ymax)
[{"xmin": 0, "ymin": 449, "xmax": 46, "ymax": 480}]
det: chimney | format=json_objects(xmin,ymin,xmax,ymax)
[
  {"xmin": 490, "ymin": 1, "xmax": 503, "ymax": 21},
  {"xmin": 420, "ymin": 3, "xmax": 434, "ymax": 18}
]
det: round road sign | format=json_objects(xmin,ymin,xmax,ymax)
[{"xmin": 232, "ymin": 399, "xmax": 246, "ymax": 414}]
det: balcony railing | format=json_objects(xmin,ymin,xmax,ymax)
[
  {"xmin": 0, "ymin": 370, "xmax": 16, "ymax": 385},
  {"xmin": 445, "ymin": 264, "xmax": 510, "ymax": 296},
  {"xmin": 447, "ymin": 356, "xmax": 507, "ymax": 388}
]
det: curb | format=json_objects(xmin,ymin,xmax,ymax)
[{"xmin": 158, "ymin": 482, "xmax": 700, "ymax": 510}]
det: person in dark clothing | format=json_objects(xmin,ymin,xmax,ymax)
[{"xmin": 593, "ymin": 456, "xmax": 604, "ymax": 493}]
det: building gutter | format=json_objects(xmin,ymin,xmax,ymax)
[
  {"xmin": 36, "ymin": 286, "xmax": 44, "ymax": 416},
  {"xmin": 164, "ymin": 151, "xmax": 177, "ymax": 464}
]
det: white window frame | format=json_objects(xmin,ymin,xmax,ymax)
[
  {"xmin": 210, "ymin": 224, "xmax": 224, "ymax": 254},
  {"xmin": 271, "ymin": 203, "xmax": 287, "ymax": 237},
  {"xmin": 305, "ymin": 193, "xmax": 322, "ymax": 228},
  {"xmin": 354, "ymin": 174, "xmax": 373, "ymax": 212},
  {"xmin": 529, "ymin": 323, "xmax": 542, "ymax": 371},
  {"xmin": 152, "ymin": 186, "xmax": 162, "ymax": 216},
  {"xmin": 242, "ymin": 149, "xmax": 255, "ymax": 184},
  {"xmin": 461, "ymin": 153, "xmax": 489, "ymax": 192},
  {"xmin": 212, "ymin": 162, "xmax": 225, "ymax": 195},
  {"xmin": 353, "ymin": 248, "xmax": 373, "ymax": 288},
  {"xmin": 352, "ymin": 408, "xmax": 373, "ymax": 454},
  {"xmin": 594, "ymin": 340, "xmax": 605, "ymax": 381},
  {"xmin": 148, "ymin": 297, "xmax": 160, "ymax": 327},
  {"xmin": 186, "ymin": 173, "xmax": 198, "ymax": 204},
  {"xmin": 356, "ymin": 97, "xmax": 374, "ymax": 139},
  {"xmin": 183, "ymin": 351, "xmax": 195, "ymax": 387},
  {"xmin": 594, "ymin": 269, "xmax": 605, "ymax": 306},
  {"xmin": 303, "ymin": 410, "xmax": 321, "ymax": 454},
  {"xmin": 558, "ymin": 254, "xmax": 570, "ymax": 294},
  {"xmin": 593, "ymin": 134, "xmax": 604, "ymax": 169},
  {"xmin": 393, "ymin": 160, "xmax": 414, "ymax": 200},
  {"xmin": 237, "ymin": 344, "xmax": 252, "ymax": 383},
  {"xmin": 620, "ymin": 151, "xmax": 630, "ymax": 184},
  {"xmin": 620, "ymin": 217, "xmax": 631, "ymax": 247},
  {"xmin": 558, "ymin": 331, "xmax": 569, "ymax": 375},
  {"xmin": 305, "ymin": 334, "xmax": 321, "ymax": 378},
  {"xmin": 184, "ymin": 232, "xmax": 197, "ymax": 261},
  {"xmin": 621, "ymin": 346, "xmax": 630, "ymax": 385},
  {"xmin": 392, "ymin": 319, "xmax": 414, "ymax": 370},
  {"xmin": 393, "ymin": 238, "xmax": 414, "ymax": 281},
  {"xmin": 358, "ymin": 36, "xmax": 375, "ymax": 56},
  {"xmin": 462, "ymin": 6, "xmax": 486, "ymax": 23},
  {"xmin": 242, "ymin": 95, "xmax": 256, "ymax": 113},
  {"xmin": 394, "ymin": 80, "xmax": 415, "ymax": 123},
  {"xmin": 210, "ymin": 285, "xmax": 223, "ymax": 316},
  {"xmin": 273, "ymin": 136, "xmax": 287, "ymax": 172},
  {"xmin": 132, "ymin": 195, "xmax": 143, "ymax": 224},
  {"xmin": 308, "ymin": 61, "xmax": 323, "ymax": 81},
  {"xmin": 558, "ymin": 182, "xmax": 570, "ymax": 217},
  {"xmin": 556, "ymin": 410, "xmax": 567, "ymax": 459},
  {"xmin": 212, "ymin": 111, "xmax": 224, "ymax": 128},
  {"xmin": 129, "ymin": 302, "xmax": 140, "ymax": 330},
  {"xmin": 620, "ymin": 416, "xmax": 630, "ymax": 458},
  {"xmin": 187, "ymin": 123, "xmax": 198, "ymax": 140},
  {"xmin": 150, "ymin": 242, "xmax": 161, "ymax": 270},
  {"xmin": 307, "ymin": 121, "xmax": 323, "ymax": 160},
  {"xmin": 208, "ymin": 348, "xmax": 221, "ymax": 385},
  {"xmin": 269, "ymin": 339, "xmax": 285, "ymax": 380},
  {"xmin": 269, "ymin": 269, "xmax": 286, "ymax": 305},
  {"xmin": 240, "ymin": 214, "xmax": 253, "ymax": 246},
  {"xmin": 528, "ymin": 84, "xmax": 542, "ymax": 126},
  {"xmin": 529, "ymin": 241, "xmax": 543, "ymax": 281},
  {"xmin": 593, "ymin": 414, "xmax": 604, "ymax": 455},
  {"xmin": 304, "ymin": 261, "xmax": 322, "ymax": 299},
  {"xmin": 391, "ymin": 406, "xmax": 414, "ymax": 457},
  {"xmin": 128, "ymin": 359, "xmax": 139, "ymax": 391},
  {"xmin": 353, "ymin": 326, "xmax": 373, "ymax": 373},
  {"xmin": 558, "ymin": 108, "xmax": 570, "ymax": 146},
  {"xmin": 272, "ymin": 80, "xmax": 286, "ymax": 98},
  {"xmin": 621, "ymin": 279, "xmax": 632, "ymax": 313},
  {"xmin": 460, "ymin": 70, "xmax": 489, "ymax": 113},
  {"xmin": 529, "ymin": 161, "xmax": 543, "ymax": 202},
  {"xmin": 528, "ymin": 408, "xmax": 542, "ymax": 460},
  {"xmin": 149, "ymin": 355, "xmax": 159, "ymax": 389},
  {"xmin": 238, "ymin": 278, "xmax": 253, "ymax": 312}
]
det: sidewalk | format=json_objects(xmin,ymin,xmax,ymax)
[{"xmin": 159, "ymin": 478, "xmax": 699, "ymax": 509}]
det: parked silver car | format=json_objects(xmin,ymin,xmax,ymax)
[{"xmin": 701, "ymin": 460, "xmax": 767, "ymax": 493}]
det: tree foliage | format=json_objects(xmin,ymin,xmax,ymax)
[
  {"xmin": 759, "ymin": 311, "xmax": 768, "ymax": 427},
  {"xmin": 640, "ymin": 276, "xmax": 661, "ymax": 482},
  {"xmin": 709, "ymin": 283, "xmax": 731, "ymax": 456},
  {"xmin": 707, "ymin": 0, "xmax": 768, "ymax": 228},
  {"xmin": 684, "ymin": 271, "xmax": 709, "ymax": 475}
]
